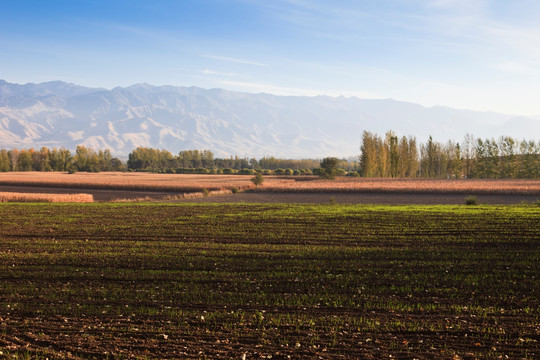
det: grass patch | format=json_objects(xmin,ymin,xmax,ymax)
[{"xmin": 465, "ymin": 195, "xmax": 478, "ymax": 205}]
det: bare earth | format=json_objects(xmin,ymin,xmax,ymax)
[
  {"xmin": 0, "ymin": 185, "xmax": 538, "ymax": 204},
  {"xmin": 176, "ymin": 191, "xmax": 540, "ymax": 205}
]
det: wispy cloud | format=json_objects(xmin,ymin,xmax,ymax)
[
  {"xmin": 220, "ymin": 80, "xmax": 319, "ymax": 96},
  {"xmin": 83, "ymin": 20, "xmax": 165, "ymax": 39},
  {"xmin": 418, "ymin": 0, "xmax": 540, "ymax": 76},
  {"xmin": 204, "ymin": 55, "xmax": 268, "ymax": 67},
  {"xmin": 427, "ymin": 0, "xmax": 487, "ymax": 12},
  {"xmin": 479, "ymin": 23, "xmax": 540, "ymax": 59},
  {"xmin": 220, "ymin": 80, "xmax": 380, "ymax": 99},
  {"xmin": 491, "ymin": 61, "xmax": 540, "ymax": 76},
  {"xmin": 201, "ymin": 69, "xmax": 242, "ymax": 77},
  {"xmin": 252, "ymin": 0, "xmax": 376, "ymax": 41}
]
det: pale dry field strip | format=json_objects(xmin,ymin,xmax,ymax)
[
  {"xmin": 261, "ymin": 177, "xmax": 540, "ymax": 194},
  {"xmin": 0, "ymin": 191, "xmax": 94, "ymax": 203},
  {"xmin": 0, "ymin": 172, "xmax": 255, "ymax": 192},
  {"xmin": 0, "ymin": 172, "xmax": 539, "ymax": 195}
]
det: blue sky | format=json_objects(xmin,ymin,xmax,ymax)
[{"xmin": 2, "ymin": 0, "xmax": 540, "ymax": 115}]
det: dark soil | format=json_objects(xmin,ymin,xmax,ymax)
[
  {"xmin": 1, "ymin": 185, "xmax": 538, "ymax": 204},
  {"xmin": 0, "ymin": 203, "xmax": 538, "ymax": 359},
  {"xmin": 177, "ymin": 191, "xmax": 540, "ymax": 204}
]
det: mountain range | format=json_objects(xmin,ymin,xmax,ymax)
[{"xmin": 0, "ymin": 79, "xmax": 538, "ymax": 158}]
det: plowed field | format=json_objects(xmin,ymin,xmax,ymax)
[{"xmin": 0, "ymin": 203, "xmax": 538, "ymax": 359}]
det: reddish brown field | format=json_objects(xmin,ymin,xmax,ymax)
[
  {"xmin": 0, "ymin": 172, "xmax": 538, "ymax": 203},
  {"xmin": 259, "ymin": 177, "xmax": 540, "ymax": 195},
  {"xmin": 0, "ymin": 172, "xmax": 256, "ymax": 192}
]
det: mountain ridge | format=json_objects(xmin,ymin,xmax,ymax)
[{"xmin": 0, "ymin": 79, "xmax": 537, "ymax": 158}]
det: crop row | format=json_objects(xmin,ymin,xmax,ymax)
[{"xmin": 0, "ymin": 203, "xmax": 538, "ymax": 359}]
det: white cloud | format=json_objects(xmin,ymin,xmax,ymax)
[
  {"xmin": 478, "ymin": 23, "xmax": 540, "ymax": 61},
  {"xmin": 201, "ymin": 69, "xmax": 241, "ymax": 77},
  {"xmin": 491, "ymin": 61, "xmax": 540, "ymax": 76},
  {"xmin": 220, "ymin": 80, "xmax": 322, "ymax": 96},
  {"xmin": 204, "ymin": 55, "xmax": 268, "ymax": 67},
  {"xmin": 219, "ymin": 80, "xmax": 381, "ymax": 99},
  {"xmin": 427, "ymin": 0, "xmax": 487, "ymax": 11}
]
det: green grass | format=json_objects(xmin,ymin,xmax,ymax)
[{"xmin": 0, "ymin": 203, "xmax": 538, "ymax": 359}]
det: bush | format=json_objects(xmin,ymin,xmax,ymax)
[
  {"xmin": 465, "ymin": 195, "xmax": 478, "ymax": 205},
  {"xmin": 238, "ymin": 169, "xmax": 255, "ymax": 175},
  {"xmin": 231, "ymin": 187, "xmax": 239, "ymax": 194},
  {"xmin": 284, "ymin": 168, "xmax": 294, "ymax": 175},
  {"xmin": 319, "ymin": 157, "xmax": 340, "ymax": 180},
  {"xmin": 251, "ymin": 173, "xmax": 264, "ymax": 186}
]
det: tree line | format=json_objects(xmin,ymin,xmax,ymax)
[
  {"xmin": 0, "ymin": 146, "xmax": 124, "ymax": 173},
  {"xmin": 127, "ymin": 148, "xmax": 356, "ymax": 175},
  {"xmin": 0, "ymin": 146, "xmax": 344, "ymax": 175},
  {"xmin": 360, "ymin": 131, "xmax": 539, "ymax": 179},
  {"xmin": 0, "ymin": 131, "xmax": 538, "ymax": 178}
]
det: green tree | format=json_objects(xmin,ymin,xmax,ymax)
[
  {"xmin": 420, "ymin": 136, "xmax": 435, "ymax": 177},
  {"xmin": 450, "ymin": 142, "xmax": 463, "ymax": 178},
  {"xmin": 8, "ymin": 149, "xmax": 19, "ymax": 171},
  {"xmin": 0, "ymin": 150, "xmax": 10, "ymax": 172},
  {"xmin": 406, "ymin": 136, "xmax": 419, "ymax": 177},
  {"xmin": 33, "ymin": 147, "xmax": 52, "ymax": 171},
  {"xmin": 110, "ymin": 158, "xmax": 125, "ymax": 171},
  {"xmin": 462, "ymin": 133, "xmax": 476, "ymax": 178},
  {"xmin": 319, "ymin": 157, "xmax": 340, "ymax": 180},
  {"xmin": 18, "ymin": 150, "xmax": 33, "ymax": 171},
  {"xmin": 49, "ymin": 148, "xmax": 73, "ymax": 171},
  {"xmin": 128, "ymin": 147, "xmax": 159, "ymax": 170},
  {"xmin": 360, "ymin": 131, "xmax": 377, "ymax": 177},
  {"xmin": 498, "ymin": 136, "xmax": 518, "ymax": 178},
  {"xmin": 251, "ymin": 172, "xmax": 264, "ymax": 186},
  {"xmin": 387, "ymin": 131, "xmax": 399, "ymax": 177},
  {"xmin": 519, "ymin": 140, "xmax": 540, "ymax": 178},
  {"xmin": 74, "ymin": 145, "xmax": 101, "ymax": 172},
  {"xmin": 377, "ymin": 135, "xmax": 389, "ymax": 177}
]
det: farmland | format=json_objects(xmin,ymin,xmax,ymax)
[
  {"xmin": 0, "ymin": 172, "xmax": 539, "ymax": 194},
  {"xmin": 0, "ymin": 203, "xmax": 538, "ymax": 359},
  {"xmin": 0, "ymin": 172, "xmax": 256, "ymax": 193},
  {"xmin": 0, "ymin": 192, "xmax": 93, "ymax": 203},
  {"xmin": 0, "ymin": 172, "xmax": 539, "ymax": 203}
]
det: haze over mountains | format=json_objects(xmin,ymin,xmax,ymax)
[{"xmin": 0, "ymin": 79, "xmax": 538, "ymax": 158}]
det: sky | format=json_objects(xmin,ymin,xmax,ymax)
[{"xmin": 2, "ymin": 0, "xmax": 540, "ymax": 116}]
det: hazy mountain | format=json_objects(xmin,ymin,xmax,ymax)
[{"xmin": 0, "ymin": 79, "xmax": 538, "ymax": 158}]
